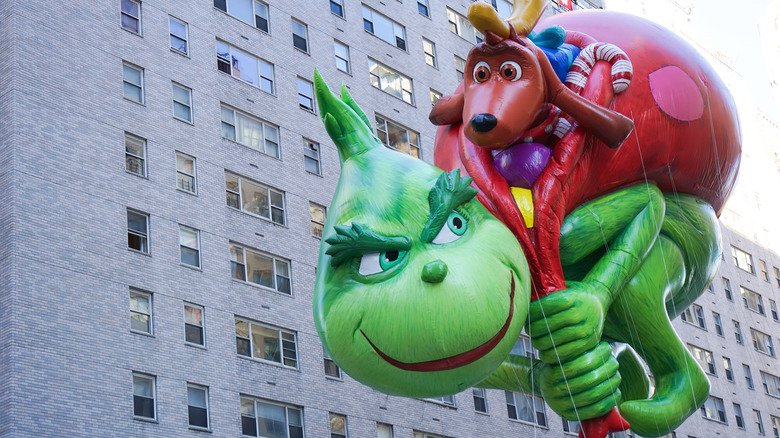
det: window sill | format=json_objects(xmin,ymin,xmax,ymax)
[
  {"xmin": 422, "ymin": 399, "xmax": 457, "ymax": 409},
  {"xmin": 185, "ymin": 342, "xmax": 207, "ymax": 350},
  {"xmin": 176, "ymin": 187, "xmax": 198, "ymax": 196},
  {"xmin": 508, "ymin": 419, "xmax": 547, "ymax": 429},
  {"xmin": 226, "ymin": 205, "xmax": 288, "ymax": 228},
  {"xmin": 325, "ymin": 375, "xmax": 343, "ymax": 381},
  {"xmin": 121, "ymin": 27, "xmax": 143, "ymax": 38},
  {"xmin": 130, "ymin": 329, "xmax": 154, "ymax": 337},
  {"xmin": 180, "ymin": 262, "xmax": 203, "ymax": 272},
  {"xmin": 305, "ymin": 170, "xmax": 323, "ymax": 178},
  {"xmin": 125, "ymin": 170, "xmax": 148, "ymax": 179},
  {"xmin": 363, "ymin": 30, "xmax": 408, "ymax": 53},
  {"xmin": 336, "ymin": 67, "xmax": 352, "ymax": 77},
  {"xmin": 293, "ymin": 47, "xmax": 310, "ymax": 56},
  {"xmin": 372, "ymin": 87, "xmax": 416, "ymax": 108},
  {"xmin": 170, "ymin": 48, "xmax": 190, "ymax": 58},
  {"xmin": 237, "ymin": 354, "xmax": 300, "ymax": 371},
  {"xmin": 221, "ymin": 137, "xmax": 281, "ymax": 162},
  {"xmin": 217, "ymin": 70, "xmax": 277, "ymax": 98},
  {"xmin": 681, "ymin": 320, "xmax": 706, "ymax": 331},
  {"xmin": 123, "ymin": 97, "xmax": 146, "ymax": 106},
  {"xmin": 755, "ymin": 350, "xmax": 776, "ymax": 358},
  {"xmin": 133, "ymin": 416, "xmax": 158, "ymax": 423},
  {"xmin": 299, "ymin": 105, "xmax": 317, "ymax": 115},
  {"xmin": 128, "ymin": 248, "xmax": 152, "ymax": 257},
  {"xmin": 331, "ymin": 12, "xmax": 346, "ymax": 20},
  {"xmin": 475, "ymin": 410, "xmax": 490, "ymax": 416},
  {"xmin": 173, "ymin": 116, "xmax": 195, "ymax": 125},
  {"xmin": 231, "ymin": 278, "xmax": 293, "ymax": 298},
  {"xmin": 700, "ymin": 416, "xmax": 728, "ymax": 425},
  {"xmin": 213, "ymin": 7, "xmax": 271, "ymax": 36},
  {"xmin": 188, "ymin": 425, "xmax": 212, "ymax": 433}
]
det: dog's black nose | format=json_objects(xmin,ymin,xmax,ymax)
[{"xmin": 470, "ymin": 113, "xmax": 497, "ymax": 132}]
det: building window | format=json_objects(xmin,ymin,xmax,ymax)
[
  {"xmin": 169, "ymin": 17, "xmax": 189, "ymax": 55},
  {"xmin": 304, "ymin": 140, "xmax": 321, "ymax": 175},
  {"xmin": 362, "ymin": 6, "xmax": 407, "ymax": 50},
  {"xmin": 771, "ymin": 299, "xmax": 779, "ymax": 321},
  {"xmin": 447, "ymin": 8, "xmax": 482, "ymax": 44},
  {"xmin": 689, "ymin": 345, "xmax": 716, "ymax": 376},
  {"xmin": 176, "ymin": 152, "xmax": 197, "ymax": 193},
  {"xmin": 377, "ymin": 423, "xmax": 394, "ymax": 438},
  {"xmin": 491, "ymin": 0, "xmax": 514, "ymax": 17},
  {"xmin": 133, "ymin": 373, "xmax": 156, "ymax": 420},
  {"xmin": 732, "ymin": 246, "xmax": 755, "ymax": 273},
  {"xmin": 429, "ymin": 89, "xmax": 442, "ymax": 107},
  {"xmin": 310, "ymin": 202, "xmax": 326, "ymax": 238},
  {"xmin": 130, "ymin": 289, "xmax": 152, "ymax": 334},
  {"xmin": 506, "ymin": 391, "xmax": 547, "ymax": 427},
  {"xmin": 760, "ymin": 259, "xmax": 769, "ymax": 281},
  {"xmin": 184, "ymin": 303, "xmax": 205, "ymax": 346},
  {"xmin": 700, "ymin": 395, "xmax": 726, "ymax": 423},
  {"xmin": 230, "ymin": 244, "xmax": 291, "ymax": 293},
  {"xmin": 125, "ymin": 133, "xmax": 146, "ymax": 177},
  {"xmin": 179, "ymin": 226, "xmax": 201, "ymax": 268},
  {"xmin": 121, "ymin": 0, "xmax": 142, "ymax": 34},
  {"xmin": 562, "ymin": 418, "xmax": 581, "ymax": 435},
  {"xmin": 771, "ymin": 415, "xmax": 779, "ymax": 437},
  {"xmin": 297, "ymin": 78, "xmax": 315, "ymax": 111},
  {"xmin": 734, "ymin": 320, "xmax": 743, "ymax": 344},
  {"xmin": 187, "ymin": 384, "xmax": 209, "ymax": 429},
  {"xmin": 774, "ymin": 267, "xmax": 780, "ymax": 287},
  {"xmin": 330, "ymin": 0, "xmax": 344, "ymax": 17},
  {"xmin": 423, "ymin": 38, "xmax": 437, "ymax": 67},
  {"xmin": 751, "ymin": 328, "xmax": 775, "ymax": 356},
  {"xmin": 330, "ymin": 413, "xmax": 347, "ymax": 438},
  {"xmin": 323, "ymin": 345, "xmax": 341, "ymax": 378},
  {"xmin": 712, "ymin": 312, "xmax": 723, "ymax": 336},
  {"xmin": 755, "ymin": 410, "xmax": 765, "ymax": 435},
  {"xmin": 741, "ymin": 286, "xmax": 765, "ymax": 315},
  {"xmin": 216, "ymin": 41, "xmax": 274, "ymax": 94},
  {"xmin": 127, "ymin": 209, "xmax": 149, "ymax": 253},
  {"xmin": 220, "ymin": 105, "xmax": 280, "ymax": 158},
  {"xmin": 292, "ymin": 19, "xmax": 309, "ymax": 52},
  {"xmin": 744, "ymin": 364, "xmax": 754, "ymax": 389},
  {"xmin": 680, "ymin": 303, "xmax": 705, "ymax": 329},
  {"xmin": 123, "ymin": 62, "xmax": 144, "ymax": 104},
  {"xmin": 241, "ymin": 397, "xmax": 304, "ymax": 437},
  {"xmin": 375, "ymin": 115, "xmax": 420, "ymax": 158},
  {"xmin": 236, "ymin": 318, "xmax": 298, "ymax": 367},
  {"xmin": 413, "ymin": 432, "xmax": 449, "ymax": 438},
  {"xmin": 225, "ymin": 172, "xmax": 286, "ymax": 224},
  {"xmin": 722, "ymin": 277, "xmax": 732, "ymax": 301},
  {"xmin": 214, "ymin": 0, "xmax": 269, "ymax": 33},
  {"xmin": 368, "ymin": 59, "xmax": 414, "ymax": 105},
  {"xmin": 723, "ymin": 357, "xmax": 733, "ymax": 381},
  {"xmin": 472, "ymin": 388, "xmax": 488, "ymax": 413},
  {"xmin": 172, "ymin": 83, "xmax": 193, "ymax": 122},
  {"xmin": 334, "ymin": 41, "xmax": 351, "ymax": 73},
  {"xmin": 454, "ymin": 56, "xmax": 466, "ymax": 82},
  {"xmin": 734, "ymin": 403, "xmax": 745, "ymax": 429},
  {"xmin": 418, "ymin": 0, "xmax": 429, "ymax": 17},
  {"xmin": 511, "ymin": 335, "xmax": 538, "ymax": 359},
  {"xmin": 426, "ymin": 395, "xmax": 455, "ymax": 406},
  {"xmin": 761, "ymin": 371, "xmax": 780, "ymax": 398}
]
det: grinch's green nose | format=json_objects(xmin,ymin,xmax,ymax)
[{"xmin": 421, "ymin": 260, "xmax": 448, "ymax": 283}]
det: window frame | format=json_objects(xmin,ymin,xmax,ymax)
[
  {"xmin": 744, "ymin": 363, "xmax": 755, "ymax": 389},
  {"xmin": 172, "ymin": 82, "xmax": 193, "ymax": 123},
  {"xmin": 751, "ymin": 328, "xmax": 775, "ymax": 357},
  {"xmin": 472, "ymin": 387, "xmax": 488, "ymax": 413},
  {"xmin": 759, "ymin": 259, "xmax": 768, "ymax": 281},
  {"xmin": 323, "ymin": 344, "xmax": 342, "ymax": 379},
  {"xmin": 291, "ymin": 19, "xmax": 309, "ymax": 53},
  {"xmin": 304, "ymin": 140, "xmax": 322, "ymax": 176},
  {"xmin": 125, "ymin": 132, "xmax": 147, "ymax": 177},
  {"xmin": 121, "ymin": 0, "xmax": 142, "ymax": 35},
  {"xmin": 700, "ymin": 396, "xmax": 727, "ymax": 423},
  {"xmin": 220, "ymin": 105, "xmax": 281, "ymax": 158},
  {"xmin": 216, "ymin": 41, "xmax": 275, "ymax": 94},
  {"xmin": 511, "ymin": 334, "xmax": 538, "ymax": 359},
  {"xmin": 230, "ymin": 243, "xmax": 292, "ymax": 295},
  {"xmin": 446, "ymin": 7, "xmax": 482, "ymax": 44},
  {"xmin": 770, "ymin": 299, "xmax": 779, "ymax": 321},
  {"xmin": 377, "ymin": 423, "xmax": 394, "ymax": 438},
  {"xmin": 184, "ymin": 303, "xmax": 206, "ymax": 347},
  {"xmin": 330, "ymin": 0, "xmax": 345, "ymax": 18},
  {"xmin": 176, "ymin": 152, "xmax": 197, "ymax": 194},
  {"xmin": 214, "ymin": 0, "xmax": 270, "ymax": 33},
  {"xmin": 741, "ymin": 286, "xmax": 765, "ymax": 315},
  {"xmin": 425, "ymin": 395, "xmax": 456, "ymax": 407},
  {"xmin": 734, "ymin": 320, "xmax": 743, "ymax": 344},
  {"xmin": 734, "ymin": 403, "xmax": 745, "ymax": 429},
  {"xmin": 755, "ymin": 409, "xmax": 766, "ymax": 435},
  {"xmin": 130, "ymin": 289, "xmax": 153, "ymax": 335},
  {"xmin": 417, "ymin": 0, "xmax": 430, "ymax": 17},
  {"xmin": 688, "ymin": 344, "xmax": 717, "ymax": 376},
  {"xmin": 506, "ymin": 391, "xmax": 547, "ymax": 428},
  {"xmin": 723, "ymin": 356, "xmax": 733, "ymax": 382},
  {"xmin": 422, "ymin": 38, "xmax": 437, "ymax": 68},
  {"xmin": 362, "ymin": 6, "xmax": 407, "ymax": 51},
  {"xmin": 127, "ymin": 209, "xmax": 150, "ymax": 254},
  {"xmin": 297, "ymin": 77, "xmax": 315, "ymax": 112},
  {"xmin": 329, "ymin": 412, "xmax": 348, "ymax": 438},
  {"xmin": 562, "ymin": 418, "xmax": 580, "ymax": 435},
  {"xmin": 240, "ymin": 396, "xmax": 304, "ymax": 438},
  {"xmin": 169, "ymin": 16, "xmax": 189, "ymax": 55},
  {"xmin": 225, "ymin": 172, "xmax": 286, "ymax": 225},
  {"xmin": 732, "ymin": 246, "xmax": 755, "ymax": 273},
  {"xmin": 680, "ymin": 303, "xmax": 706, "ymax": 330},
  {"xmin": 771, "ymin": 415, "xmax": 779, "ymax": 437},
  {"xmin": 368, "ymin": 59, "xmax": 415, "ymax": 105},
  {"xmin": 179, "ymin": 225, "xmax": 201, "ymax": 268},
  {"xmin": 310, "ymin": 202, "xmax": 326, "ymax": 239},
  {"xmin": 723, "ymin": 277, "xmax": 733, "ymax": 301},
  {"xmin": 132, "ymin": 372, "xmax": 157, "ymax": 421},
  {"xmin": 760, "ymin": 371, "xmax": 780, "ymax": 398},
  {"xmin": 235, "ymin": 318, "xmax": 298, "ymax": 368},
  {"xmin": 375, "ymin": 114, "xmax": 421, "ymax": 158},
  {"xmin": 454, "ymin": 55, "xmax": 466, "ymax": 82},
  {"xmin": 712, "ymin": 311, "xmax": 723, "ymax": 336},
  {"xmin": 187, "ymin": 383, "xmax": 210, "ymax": 430},
  {"xmin": 334, "ymin": 41, "xmax": 351, "ymax": 74},
  {"xmin": 122, "ymin": 62, "xmax": 145, "ymax": 104},
  {"xmin": 429, "ymin": 89, "xmax": 442, "ymax": 107}
]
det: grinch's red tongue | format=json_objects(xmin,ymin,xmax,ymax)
[{"xmin": 493, "ymin": 142, "xmax": 551, "ymax": 189}]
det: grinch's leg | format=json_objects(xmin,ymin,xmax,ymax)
[{"xmin": 605, "ymin": 236, "xmax": 709, "ymax": 437}]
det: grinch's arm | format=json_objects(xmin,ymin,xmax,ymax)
[{"xmin": 529, "ymin": 183, "xmax": 665, "ymax": 363}]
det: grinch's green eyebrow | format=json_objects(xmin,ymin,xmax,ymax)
[
  {"xmin": 325, "ymin": 222, "xmax": 411, "ymax": 267},
  {"xmin": 420, "ymin": 169, "xmax": 478, "ymax": 243}
]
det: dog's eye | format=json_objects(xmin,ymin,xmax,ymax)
[
  {"xmin": 473, "ymin": 61, "xmax": 491, "ymax": 83},
  {"xmin": 500, "ymin": 61, "xmax": 522, "ymax": 81}
]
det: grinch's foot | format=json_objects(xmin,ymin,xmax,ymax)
[{"xmin": 579, "ymin": 408, "xmax": 630, "ymax": 438}]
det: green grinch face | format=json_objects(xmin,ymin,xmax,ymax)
[{"xmin": 312, "ymin": 71, "xmax": 530, "ymax": 397}]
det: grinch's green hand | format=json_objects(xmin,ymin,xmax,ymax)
[
  {"xmin": 528, "ymin": 281, "xmax": 609, "ymax": 363},
  {"xmin": 537, "ymin": 342, "xmax": 621, "ymax": 420}
]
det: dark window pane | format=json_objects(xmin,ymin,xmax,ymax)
[
  {"xmin": 218, "ymin": 59, "xmax": 231, "ymax": 74},
  {"xmin": 242, "ymin": 415, "xmax": 258, "ymax": 436},
  {"xmin": 128, "ymin": 233, "xmax": 147, "ymax": 252},
  {"xmin": 289, "ymin": 425, "xmax": 304, "ymax": 438},
  {"xmin": 418, "ymin": 3, "xmax": 428, "ymax": 15},
  {"xmin": 507, "ymin": 406, "xmax": 517, "ymax": 420},
  {"xmin": 181, "ymin": 246, "xmax": 199, "ymax": 267},
  {"xmin": 231, "ymin": 261, "xmax": 246, "ymax": 280},
  {"xmin": 395, "ymin": 37, "xmax": 406, "ymax": 51},
  {"xmin": 293, "ymin": 35, "xmax": 308, "ymax": 52},
  {"xmin": 475, "ymin": 398, "xmax": 486, "ymax": 412},
  {"xmin": 363, "ymin": 19, "xmax": 373, "ymax": 33},
  {"xmin": 256, "ymin": 16, "xmax": 268, "ymax": 32},
  {"xmin": 189, "ymin": 406, "xmax": 208, "ymax": 428},
  {"xmin": 324, "ymin": 359, "xmax": 340, "ymax": 377},
  {"xmin": 186, "ymin": 324, "xmax": 204, "ymax": 345},
  {"xmin": 276, "ymin": 276, "xmax": 291, "ymax": 294},
  {"xmin": 214, "ymin": 0, "xmax": 227, "ymax": 12},
  {"xmin": 330, "ymin": 1, "xmax": 343, "ymax": 16},
  {"xmin": 236, "ymin": 337, "xmax": 251, "ymax": 356},
  {"xmin": 134, "ymin": 396, "xmax": 154, "ymax": 418}
]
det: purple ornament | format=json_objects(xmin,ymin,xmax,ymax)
[{"xmin": 493, "ymin": 142, "xmax": 551, "ymax": 189}]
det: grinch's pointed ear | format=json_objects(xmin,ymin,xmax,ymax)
[
  {"xmin": 340, "ymin": 84, "xmax": 372, "ymax": 129},
  {"xmin": 314, "ymin": 69, "xmax": 381, "ymax": 164}
]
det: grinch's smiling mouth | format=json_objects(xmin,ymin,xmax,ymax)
[{"xmin": 361, "ymin": 272, "xmax": 516, "ymax": 372}]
